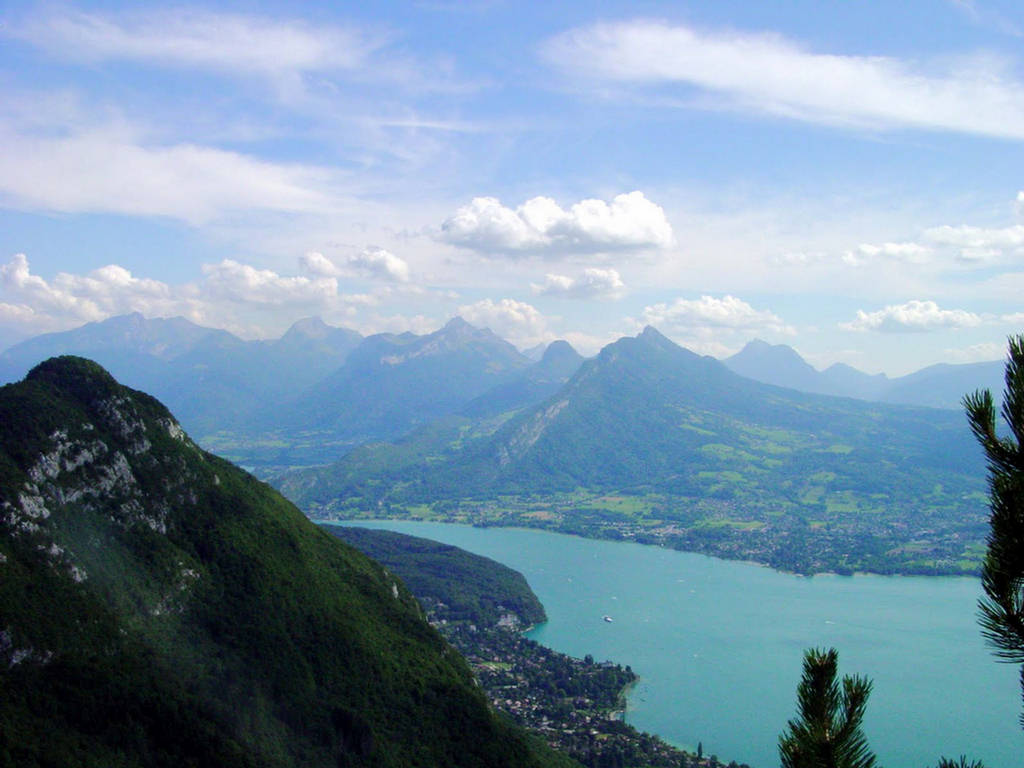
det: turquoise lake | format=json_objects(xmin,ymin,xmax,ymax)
[{"xmin": 343, "ymin": 521, "xmax": 1021, "ymax": 768}]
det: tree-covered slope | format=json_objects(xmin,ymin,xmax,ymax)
[
  {"xmin": 323, "ymin": 525, "xmax": 546, "ymax": 627},
  {"xmin": 290, "ymin": 327, "xmax": 982, "ymax": 504},
  {"xmin": 0, "ymin": 357, "xmax": 573, "ymax": 768}
]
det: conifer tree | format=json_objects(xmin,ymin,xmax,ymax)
[
  {"xmin": 778, "ymin": 648, "xmax": 876, "ymax": 768},
  {"xmin": 964, "ymin": 334, "xmax": 1024, "ymax": 725}
]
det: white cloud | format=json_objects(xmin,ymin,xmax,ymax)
[
  {"xmin": 0, "ymin": 253, "xmax": 402, "ymax": 337},
  {"xmin": 641, "ymin": 295, "xmax": 793, "ymax": 335},
  {"xmin": 543, "ymin": 19, "xmax": 1024, "ymax": 139},
  {"xmin": 852, "ymin": 241, "xmax": 931, "ymax": 264},
  {"xmin": 0, "ymin": 126, "xmax": 338, "ymax": 224},
  {"xmin": 532, "ymin": 268, "xmax": 624, "ymax": 299},
  {"xmin": 201, "ymin": 260, "xmax": 338, "ymax": 307},
  {"xmin": 0, "ymin": 302, "xmax": 41, "ymax": 325},
  {"xmin": 842, "ymin": 300, "xmax": 982, "ymax": 332},
  {"xmin": 440, "ymin": 191, "xmax": 673, "ymax": 255},
  {"xmin": 457, "ymin": 298, "xmax": 550, "ymax": 347},
  {"xmin": 0, "ymin": 253, "xmax": 185, "ymax": 327},
  {"xmin": 300, "ymin": 248, "xmax": 410, "ymax": 283},
  {"xmin": 11, "ymin": 8, "xmax": 376, "ymax": 77},
  {"xmin": 1016, "ymin": 191, "xmax": 1024, "ymax": 217},
  {"xmin": 348, "ymin": 248, "xmax": 411, "ymax": 283},
  {"xmin": 924, "ymin": 223, "xmax": 1024, "ymax": 262},
  {"xmin": 299, "ymin": 251, "xmax": 342, "ymax": 278}
]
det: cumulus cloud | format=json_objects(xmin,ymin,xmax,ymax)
[
  {"xmin": 0, "ymin": 253, "xmax": 179, "ymax": 325},
  {"xmin": 201, "ymin": 259, "xmax": 338, "ymax": 306},
  {"xmin": 0, "ymin": 253, "xmax": 396, "ymax": 338},
  {"xmin": 842, "ymin": 300, "xmax": 982, "ymax": 332},
  {"xmin": 641, "ymin": 295, "xmax": 793, "ymax": 335},
  {"xmin": 543, "ymin": 20, "xmax": 1024, "ymax": 139},
  {"xmin": 300, "ymin": 248, "xmax": 410, "ymax": 283},
  {"xmin": 457, "ymin": 298, "xmax": 550, "ymax": 347},
  {"xmin": 10, "ymin": 8, "xmax": 376, "ymax": 78},
  {"xmin": 299, "ymin": 251, "xmax": 342, "ymax": 278},
  {"xmin": 440, "ymin": 191, "xmax": 673, "ymax": 255},
  {"xmin": 347, "ymin": 248, "xmax": 410, "ymax": 283},
  {"xmin": 532, "ymin": 268, "xmax": 625, "ymax": 299}
]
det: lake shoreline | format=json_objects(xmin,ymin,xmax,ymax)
[
  {"xmin": 337, "ymin": 519, "xmax": 1019, "ymax": 768},
  {"xmin": 316, "ymin": 513, "xmax": 984, "ymax": 580}
]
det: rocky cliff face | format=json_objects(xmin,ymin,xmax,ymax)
[{"xmin": 0, "ymin": 357, "xmax": 571, "ymax": 768}]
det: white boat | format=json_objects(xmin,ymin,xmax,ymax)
[{"xmin": 602, "ymin": 615, "xmax": 614, "ymax": 623}]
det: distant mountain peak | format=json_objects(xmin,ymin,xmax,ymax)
[
  {"xmin": 430, "ymin": 316, "xmax": 510, "ymax": 348},
  {"xmin": 734, "ymin": 339, "xmax": 807, "ymax": 362},
  {"xmin": 636, "ymin": 325, "xmax": 681, "ymax": 353},
  {"xmin": 282, "ymin": 316, "xmax": 331, "ymax": 340},
  {"xmin": 540, "ymin": 339, "xmax": 580, "ymax": 365},
  {"xmin": 443, "ymin": 315, "xmax": 472, "ymax": 330}
]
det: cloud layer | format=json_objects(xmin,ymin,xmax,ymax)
[
  {"xmin": 0, "ymin": 127, "xmax": 338, "ymax": 224},
  {"xmin": 11, "ymin": 8, "xmax": 375, "ymax": 77},
  {"xmin": 441, "ymin": 191, "xmax": 673, "ymax": 255},
  {"xmin": 544, "ymin": 19, "xmax": 1024, "ymax": 138}
]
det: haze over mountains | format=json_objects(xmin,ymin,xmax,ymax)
[
  {"xmin": 725, "ymin": 338, "xmax": 1004, "ymax": 410},
  {"xmin": 287, "ymin": 326, "xmax": 983, "ymax": 505},
  {"xmin": 281, "ymin": 326, "xmax": 988, "ymax": 574},
  {"xmin": 0, "ymin": 316, "xmax": 1005, "ymax": 466},
  {"xmin": 0, "ymin": 314, "xmax": 585, "ymax": 467}
]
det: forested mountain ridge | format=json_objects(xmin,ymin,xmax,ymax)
[
  {"xmin": 325, "ymin": 525, "xmax": 547, "ymax": 627},
  {"xmin": 281, "ymin": 328, "xmax": 988, "ymax": 575},
  {"xmin": 0, "ymin": 356, "xmax": 575, "ymax": 768}
]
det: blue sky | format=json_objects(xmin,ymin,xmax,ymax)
[{"xmin": 2, "ymin": 1, "xmax": 1024, "ymax": 374}]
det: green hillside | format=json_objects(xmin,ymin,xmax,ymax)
[
  {"xmin": 0, "ymin": 357, "xmax": 574, "ymax": 768},
  {"xmin": 280, "ymin": 328, "xmax": 989, "ymax": 575},
  {"xmin": 323, "ymin": 525, "xmax": 546, "ymax": 627}
]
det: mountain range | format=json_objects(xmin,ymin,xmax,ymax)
[
  {"xmin": 0, "ymin": 316, "xmax": 1007, "ymax": 474},
  {"xmin": 0, "ymin": 356, "xmax": 572, "ymax": 767},
  {"xmin": 0, "ymin": 314, "xmax": 585, "ymax": 467},
  {"xmin": 280, "ymin": 327, "xmax": 990, "ymax": 574},
  {"xmin": 724, "ymin": 338, "xmax": 1004, "ymax": 409}
]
